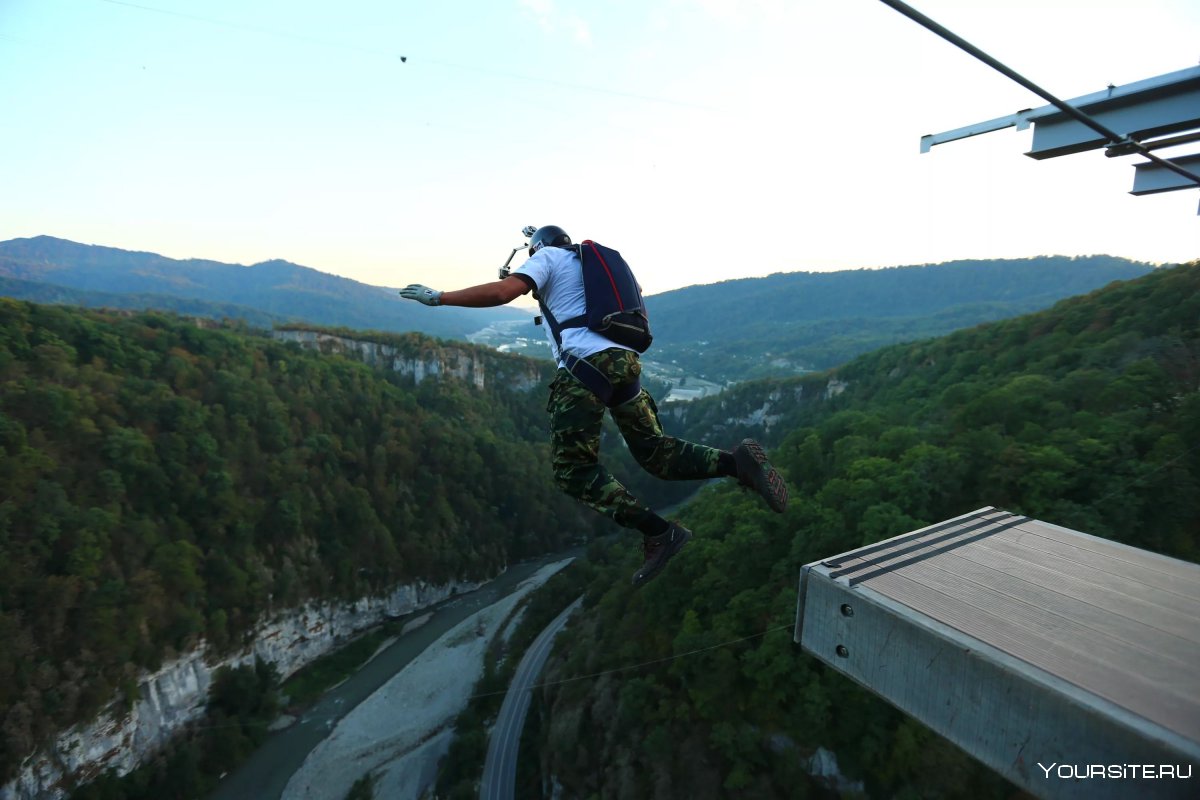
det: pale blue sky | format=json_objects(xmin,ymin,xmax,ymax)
[{"xmin": 2, "ymin": 0, "xmax": 1197, "ymax": 300}]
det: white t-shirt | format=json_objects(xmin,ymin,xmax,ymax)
[{"xmin": 512, "ymin": 245, "xmax": 634, "ymax": 368}]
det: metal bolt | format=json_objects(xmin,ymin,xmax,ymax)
[
  {"xmin": 840, "ymin": 603, "xmax": 854, "ymax": 617},
  {"xmin": 836, "ymin": 645, "xmax": 849, "ymax": 658}
]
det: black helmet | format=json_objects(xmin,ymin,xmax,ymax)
[{"xmin": 528, "ymin": 225, "xmax": 571, "ymax": 256}]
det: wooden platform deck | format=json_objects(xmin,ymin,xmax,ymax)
[{"xmin": 794, "ymin": 507, "xmax": 1200, "ymax": 799}]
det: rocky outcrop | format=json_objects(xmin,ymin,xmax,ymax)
[
  {"xmin": 272, "ymin": 329, "xmax": 545, "ymax": 393},
  {"xmin": 727, "ymin": 387, "xmax": 790, "ymax": 431},
  {"xmin": 766, "ymin": 738, "xmax": 865, "ymax": 795},
  {"xmin": 2, "ymin": 578, "xmax": 482, "ymax": 800},
  {"xmin": 806, "ymin": 747, "xmax": 865, "ymax": 795},
  {"xmin": 664, "ymin": 375, "xmax": 850, "ymax": 446},
  {"xmin": 824, "ymin": 378, "xmax": 849, "ymax": 399}
]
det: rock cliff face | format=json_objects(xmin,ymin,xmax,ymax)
[
  {"xmin": 666, "ymin": 376, "xmax": 848, "ymax": 446},
  {"xmin": 2, "ymin": 579, "xmax": 480, "ymax": 800},
  {"xmin": 272, "ymin": 329, "xmax": 546, "ymax": 393}
]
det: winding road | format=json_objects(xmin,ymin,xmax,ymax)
[{"xmin": 480, "ymin": 595, "xmax": 584, "ymax": 800}]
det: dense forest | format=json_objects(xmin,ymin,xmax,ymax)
[
  {"xmin": 0, "ymin": 301, "xmax": 608, "ymax": 787},
  {"xmin": 646, "ymin": 255, "xmax": 1154, "ymax": 381},
  {"xmin": 529, "ymin": 262, "xmax": 1199, "ymax": 798}
]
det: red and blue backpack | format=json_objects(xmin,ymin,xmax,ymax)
[
  {"xmin": 535, "ymin": 240, "xmax": 653, "ymax": 406},
  {"xmin": 540, "ymin": 240, "xmax": 652, "ymax": 353}
]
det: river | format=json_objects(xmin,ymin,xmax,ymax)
[{"xmin": 208, "ymin": 548, "xmax": 583, "ymax": 800}]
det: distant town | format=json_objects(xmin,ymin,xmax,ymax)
[{"xmin": 466, "ymin": 318, "xmax": 727, "ymax": 404}]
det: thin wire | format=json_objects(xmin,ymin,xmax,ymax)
[
  {"xmin": 96, "ymin": 0, "xmax": 405, "ymax": 58},
  {"xmin": 415, "ymin": 56, "xmax": 718, "ymax": 112},
  {"xmin": 92, "ymin": 0, "xmax": 718, "ymax": 112},
  {"xmin": 112, "ymin": 435, "xmax": 1200, "ymax": 738},
  {"xmin": 164, "ymin": 433, "xmax": 1200, "ymax": 736},
  {"xmin": 468, "ymin": 622, "xmax": 796, "ymax": 701},
  {"xmin": 1084, "ymin": 438, "xmax": 1200, "ymax": 511},
  {"xmin": 181, "ymin": 621, "xmax": 795, "ymax": 733}
]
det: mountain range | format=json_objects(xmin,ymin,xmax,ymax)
[
  {"xmin": 0, "ymin": 236, "xmax": 525, "ymax": 340},
  {"xmin": 0, "ymin": 237, "xmax": 1165, "ymax": 385},
  {"xmin": 645, "ymin": 255, "xmax": 1157, "ymax": 380}
]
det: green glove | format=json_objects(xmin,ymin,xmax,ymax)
[{"xmin": 400, "ymin": 284, "xmax": 442, "ymax": 306}]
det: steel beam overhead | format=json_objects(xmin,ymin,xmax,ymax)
[
  {"xmin": 1025, "ymin": 68, "xmax": 1200, "ymax": 160},
  {"xmin": 920, "ymin": 110, "xmax": 1033, "ymax": 153},
  {"xmin": 883, "ymin": 0, "xmax": 1200, "ymax": 202},
  {"xmin": 1131, "ymin": 153, "xmax": 1200, "ymax": 196},
  {"xmin": 1107, "ymin": 130, "xmax": 1200, "ymax": 158},
  {"xmin": 921, "ymin": 66, "xmax": 1200, "ymax": 158}
]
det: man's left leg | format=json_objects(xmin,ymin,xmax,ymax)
[
  {"xmin": 595, "ymin": 348, "xmax": 733, "ymax": 481},
  {"xmin": 600, "ymin": 350, "xmax": 789, "ymax": 513},
  {"xmin": 610, "ymin": 389, "xmax": 734, "ymax": 481}
]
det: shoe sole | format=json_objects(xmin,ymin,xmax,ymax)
[
  {"xmin": 631, "ymin": 527, "xmax": 692, "ymax": 587},
  {"xmin": 736, "ymin": 439, "xmax": 788, "ymax": 513}
]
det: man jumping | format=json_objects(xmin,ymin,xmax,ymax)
[{"xmin": 401, "ymin": 225, "xmax": 788, "ymax": 586}]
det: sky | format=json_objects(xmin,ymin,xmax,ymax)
[{"xmin": 1, "ymin": 0, "xmax": 1198, "ymax": 302}]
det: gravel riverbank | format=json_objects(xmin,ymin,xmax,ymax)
[{"xmin": 281, "ymin": 558, "xmax": 574, "ymax": 800}]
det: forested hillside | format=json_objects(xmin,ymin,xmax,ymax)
[
  {"xmin": 530, "ymin": 261, "xmax": 1199, "ymax": 798},
  {"xmin": 646, "ymin": 255, "xmax": 1154, "ymax": 381},
  {"xmin": 0, "ymin": 301, "xmax": 604, "ymax": 786},
  {"xmin": 0, "ymin": 236, "xmax": 524, "ymax": 341}
]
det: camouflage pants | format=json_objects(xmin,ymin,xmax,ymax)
[{"xmin": 547, "ymin": 348, "xmax": 724, "ymax": 533}]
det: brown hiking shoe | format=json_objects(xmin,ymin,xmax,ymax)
[
  {"xmin": 631, "ymin": 523, "xmax": 693, "ymax": 587},
  {"xmin": 733, "ymin": 439, "xmax": 788, "ymax": 513}
]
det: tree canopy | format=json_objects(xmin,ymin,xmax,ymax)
[{"xmin": 0, "ymin": 301, "xmax": 605, "ymax": 785}]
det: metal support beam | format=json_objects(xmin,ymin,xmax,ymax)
[
  {"xmin": 920, "ymin": 110, "xmax": 1033, "ymax": 153},
  {"xmin": 1107, "ymin": 130, "xmax": 1200, "ymax": 158},
  {"xmin": 1131, "ymin": 153, "xmax": 1200, "ymax": 195},
  {"xmin": 922, "ymin": 68, "xmax": 1200, "ymax": 158},
  {"xmin": 1026, "ymin": 70, "xmax": 1200, "ymax": 159}
]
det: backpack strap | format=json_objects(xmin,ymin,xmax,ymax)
[
  {"xmin": 534, "ymin": 291, "xmax": 565, "ymax": 351},
  {"xmin": 561, "ymin": 352, "xmax": 642, "ymax": 408},
  {"xmin": 536, "ymin": 247, "xmax": 641, "ymax": 407},
  {"xmin": 533, "ymin": 243, "xmax": 585, "ymax": 346},
  {"xmin": 557, "ymin": 244, "xmax": 588, "ymax": 330},
  {"xmin": 540, "ymin": 298, "xmax": 640, "ymax": 407}
]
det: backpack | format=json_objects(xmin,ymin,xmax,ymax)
[{"xmin": 542, "ymin": 240, "xmax": 653, "ymax": 353}]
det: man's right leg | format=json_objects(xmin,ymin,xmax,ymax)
[
  {"xmin": 548, "ymin": 369, "xmax": 692, "ymax": 586},
  {"xmin": 547, "ymin": 370, "xmax": 668, "ymax": 536}
]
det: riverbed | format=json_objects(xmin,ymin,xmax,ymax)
[{"xmin": 208, "ymin": 550, "xmax": 580, "ymax": 800}]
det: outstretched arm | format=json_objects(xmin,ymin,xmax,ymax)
[
  {"xmin": 442, "ymin": 275, "xmax": 532, "ymax": 307},
  {"xmin": 400, "ymin": 275, "xmax": 532, "ymax": 308}
]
